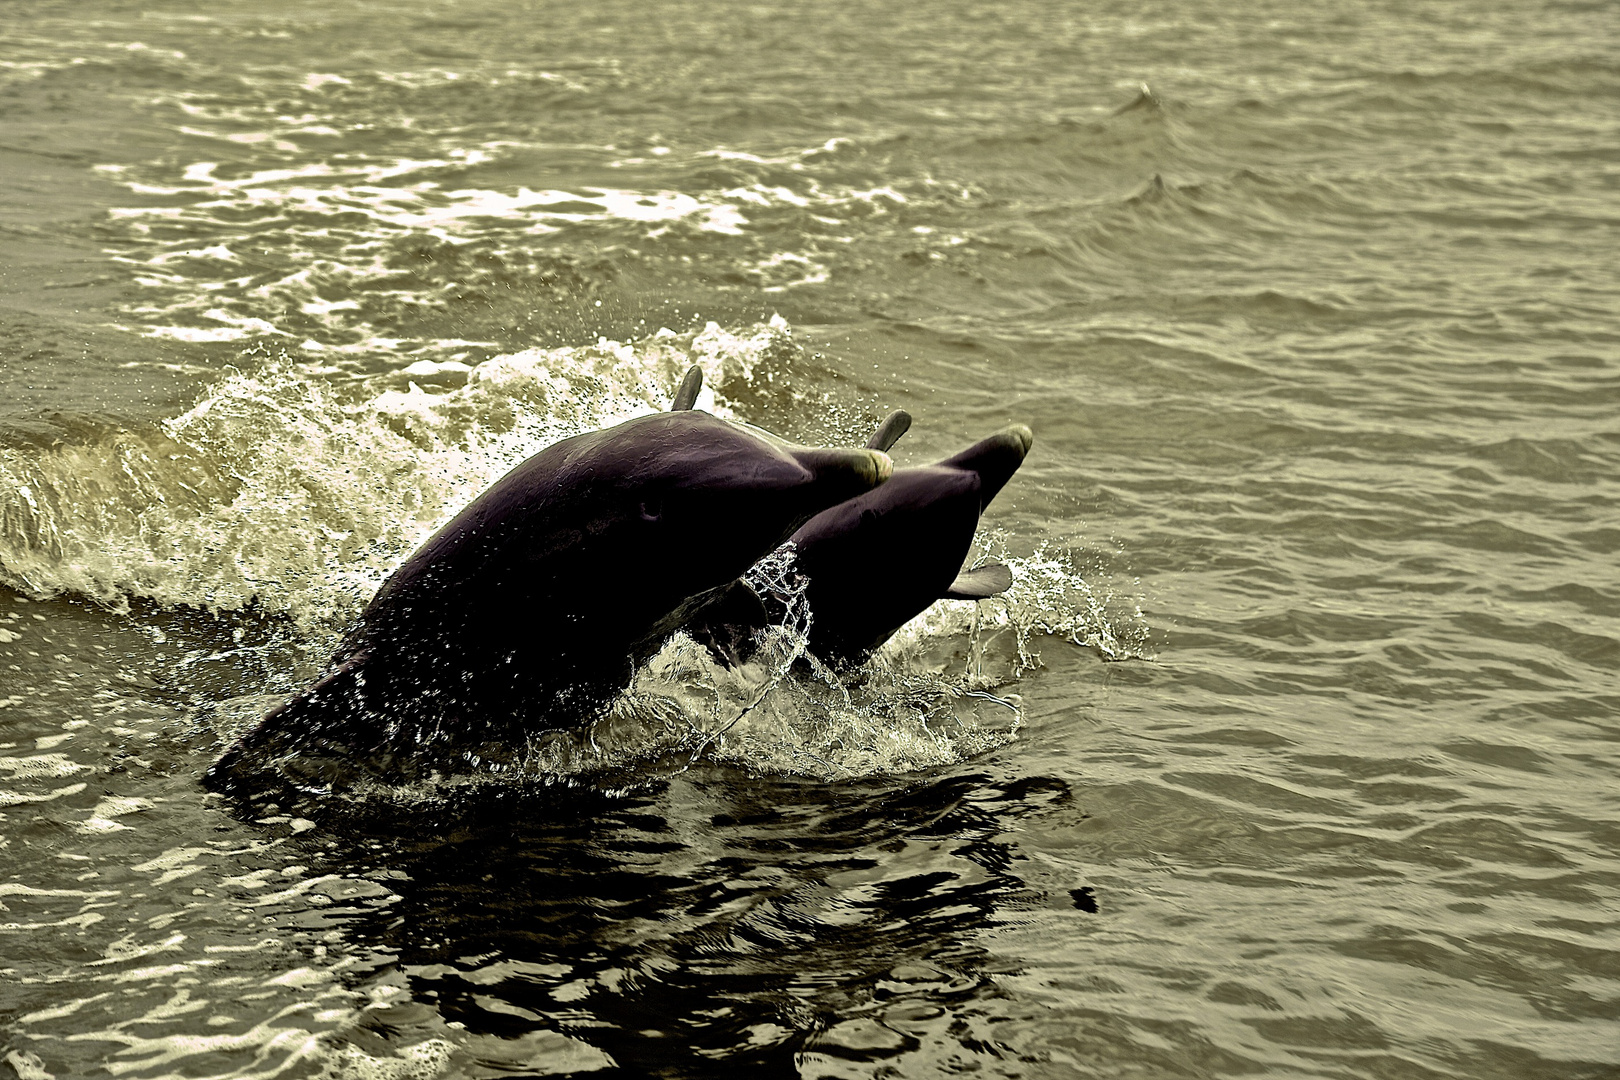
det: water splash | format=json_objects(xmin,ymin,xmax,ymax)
[
  {"xmin": 2, "ymin": 320, "xmax": 1142, "ymax": 787},
  {"xmin": 0, "ymin": 318, "xmax": 803, "ymax": 640},
  {"xmin": 881, "ymin": 535, "xmax": 1154, "ymax": 674},
  {"xmin": 490, "ymin": 539, "xmax": 1135, "ymax": 786},
  {"xmin": 291, "ymin": 539, "xmax": 1082, "ymax": 795}
]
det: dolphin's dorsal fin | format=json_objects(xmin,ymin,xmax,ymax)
[
  {"xmin": 866, "ymin": 410, "xmax": 911, "ymax": 452},
  {"xmin": 671, "ymin": 366, "xmax": 703, "ymax": 411},
  {"xmin": 942, "ymin": 562, "xmax": 1013, "ymax": 600}
]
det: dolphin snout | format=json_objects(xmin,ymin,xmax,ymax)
[
  {"xmin": 843, "ymin": 447, "xmax": 892, "ymax": 489},
  {"xmin": 791, "ymin": 444, "xmax": 895, "ymax": 505},
  {"xmin": 977, "ymin": 424, "xmax": 1034, "ymax": 463},
  {"xmin": 1002, "ymin": 424, "xmax": 1034, "ymax": 458},
  {"xmin": 871, "ymin": 449, "xmax": 894, "ymax": 483},
  {"xmin": 936, "ymin": 423, "xmax": 1033, "ymax": 502}
]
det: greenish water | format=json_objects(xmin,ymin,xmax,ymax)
[{"xmin": 1, "ymin": 0, "xmax": 1617, "ymax": 1076}]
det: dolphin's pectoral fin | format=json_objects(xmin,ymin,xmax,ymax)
[
  {"xmin": 943, "ymin": 562, "xmax": 1013, "ymax": 600},
  {"xmin": 671, "ymin": 365, "xmax": 703, "ymax": 411},
  {"xmin": 866, "ymin": 410, "xmax": 912, "ymax": 453}
]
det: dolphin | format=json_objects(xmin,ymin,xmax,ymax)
[
  {"xmin": 205, "ymin": 405, "xmax": 893, "ymax": 794},
  {"xmin": 687, "ymin": 418, "xmax": 1032, "ymax": 670}
]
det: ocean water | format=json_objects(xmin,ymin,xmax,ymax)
[{"xmin": 2, "ymin": 0, "xmax": 1617, "ymax": 1076}]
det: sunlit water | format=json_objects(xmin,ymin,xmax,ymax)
[{"xmin": 2, "ymin": 0, "xmax": 1616, "ymax": 1077}]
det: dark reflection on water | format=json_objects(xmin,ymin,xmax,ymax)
[{"xmin": 300, "ymin": 770, "xmax": 1073, "ymax": 1074}]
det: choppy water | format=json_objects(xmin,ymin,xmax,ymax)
[{"xmin": 2, "ymin": 0, "xmax": 1617, "ymax": 1076}]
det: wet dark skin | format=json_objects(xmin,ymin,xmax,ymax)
[
  {"xmin": 205, "ymin": 408, "xmax": 892, "ymax": 796},
  {"xmin": 687, "ymin": 420, "xmax": 1033, "ymax": 671}
]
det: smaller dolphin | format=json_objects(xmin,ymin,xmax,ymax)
[{"xmin": 687, "ymin": 417, "xmax": 1032, "ymax": 670}]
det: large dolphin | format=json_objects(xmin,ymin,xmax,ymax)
[
  {"xmin": 687, "ymin": 417, "xmax": 1032, "ymax": 670},
  {"xmin": 205, "ymin": 405, "xmax": 893, "ymax": 794}
]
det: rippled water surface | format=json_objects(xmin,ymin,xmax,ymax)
[{"xmin": 2, "ymin": 0, "xmax": 1617, "ymax": 1076}]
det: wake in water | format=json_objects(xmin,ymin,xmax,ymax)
[{"xmin": 1, "ymin": 320, "xmax": 1144, "ymax": 794}]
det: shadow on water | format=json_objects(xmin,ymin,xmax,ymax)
[{"xmin": 280, "ymin": 767, "xmax": 1074, "ymax": 1075}]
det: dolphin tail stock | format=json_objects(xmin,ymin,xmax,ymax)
[
  {"xmin": 866, "ymin": 410, "xmax": 911, "ymax": 453},
  {"xmin": 671, "ymin": 365, "xmax": 704, "ymax": 411}
]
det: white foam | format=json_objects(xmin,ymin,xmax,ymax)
[{"xmin": 0, "ymin": 321, "xmax": 799, "ymax": 641}]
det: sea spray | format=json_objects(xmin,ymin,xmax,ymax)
[{"xmin": 0, "ymin": 318, "xmax": 808, "ymax": 636}]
